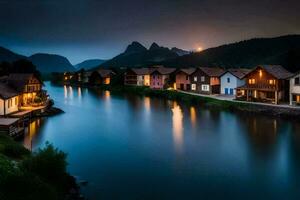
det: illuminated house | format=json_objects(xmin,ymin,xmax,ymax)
[
  {"xmin": 190, "ymin": 67, "xmax": 225, "ymax": 94},
  {"xmin": 124, "ymin": 68, "xmax": 151, "ymax": 86},
  {"xmin": 175, "ymin": 68, "xmax": 196, "ymax": 91},
  {"xmin": 0, "ymin": 73, "xmax": 48, "ymax": 116},
  {"xmin": 0, "ymin": 83, "xmax": 20, "ymax": 116},
  {"xmin": 89, "ymin": 69, "xmax": 115, "ymax": 85},
  {"xmin": 236, "ymin": 65, "xmax": 292, "ymax": 104},
  {"xmin": 150, "ymin": 67, "xmax": 176, "ymax": 89},
  {"xmin": 220, "ymin": 68, "xmax": 250, "ymax": 95},
  {"xmin": 289, "ymin": 71, "xmax": 300, "ymax": 106}
]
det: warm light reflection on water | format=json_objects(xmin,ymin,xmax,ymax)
[
  {"xmin": 144, "ymin": 97, "xmax": 151, "ymax": 113},
  {"xmin": 23, "ymin": 119, "xmax": 41, "ymax": 150},
  {"xmin": 64, "ymin": 85, "xmax": 68, "ymax": 99},
  {"xmin": 190, "ymin": 106, "xmax": 197, "ymax": 128},
  {"xmin": 69, "ymin": 86, "xmax": 73, "ymax": 99},
  {"xmin": 78, "ymin": 87, "xmax": 82, "ymax": 99},
  {"xmin": 104, "ymin": 90, "xmax": 110, "ymax": 100},
  {"xmin": 172, "ymin": 102, "xmax": 184, "ymax": 152}
]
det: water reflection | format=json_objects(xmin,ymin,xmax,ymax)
[
  {"xmin": 190, "ymin": 106, "xmax": 197, "ymax": 128},
  {"xmin": 171, "ymin": 102, "xmax": 184, "ymax": 153},
  {"xmin": 23, "ymin": 119, "xmax": 42, "ymax": 150},
  {"xmin": 64, "ymin": 85, "xmax": 68, "ymax": 99},
  {"xmin": 78, "ymin": 87, "xmax": 82, "ymax": 99},
  {"xmin": 144, "ymin": 97, "xmax": 151, "ymax": 113}
]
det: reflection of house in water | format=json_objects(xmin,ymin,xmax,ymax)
[{"xmin": 172, "ymin": 102, "xmax": 184, "ymax": 152}]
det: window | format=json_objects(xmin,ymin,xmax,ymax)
[
  {"xmin": 201, "ymin": 84, "xmax": 209, "ymax": 91},
  {"xmin": 295, "ymin": 77, "xmax": 300, "ymax": 85},
  {"xmin": 186, "ymin": 75, "xmax": 189, "ymax": 81},
  {"xmin": 15, "ymin": 97, "xmax": 18, "ymax": 106},
  {"xmin": 142, "ymin": 76, "xmax": 144, "ymax": 80},
  {"xmin": 269, "ymin": 79, "xmax": 276, "ymax": 85},
  {"xmin": 193, "ymin": 76, "xmax": 197, "ymax": 82},
  {"xmin": 249, "ymin": 79, "xmax": 256, "ymax": 84},
  {"xmin": 191, "ymin": 84, "xmax": 196, "ymax": 91},
  {"xmin": 201, "ymin": 76, "xmax": 205, "ymax": 82},
  {"xmin": 227, "ymin": 78, "xmax": 230, "ymax": 83}
]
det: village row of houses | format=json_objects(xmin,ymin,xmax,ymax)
[
  {"xmin": 123, "ymin": 65, "xmax": 300, "ymax": 106},
  {"xmin": 62, "ymin": 65, "xmax": 300, "ymax": 106}
]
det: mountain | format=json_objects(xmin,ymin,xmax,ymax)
[
  {"xmin": 0, "ymin": 46, "xmax": 26, "ymax": 62},
  {"xmin": 75, "ymin": 59, "xmax": 107, "ymax": 70},
  {"xmin": 100, "ymin": 42, "xmax": 178, "ymax": 67},
  {"xmin": 163, "ymin": 35, "xmax": 300, "ymax": 72},
  {"xmin": 171, "ymin": 47, "xmax": 190, "ymax": 56},
  {"xmin": 29, "ymin": 53, "xmax": 75, "ymax": 73}
]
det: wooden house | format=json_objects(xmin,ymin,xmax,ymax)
[
  {"xmin": 175, "ymin": 68, "xmax": 196, "ymax": 91},
  {"xmin": 289, "ymin": 71, "xmax": 300, "ymax": 106},
  {"xmin": 124, "ymin": 68, "xmax": 151, "ymax": 86},
  {"xmin": 220, "ymin": 69, "xmax": 250, "ymax": 95},
  {"xmin": 190, "ymin": 67, "xmax": 225, "ymax": 94},
  {"xmin": 236, "ymin": 65, "xmax": 292, "ymax": 104},
  {"xmin": 150, "ymin": 67, "xmax": 176, "ymax": 89},
  {"xmin": 6, "ymin": 73, "xmax": 46, "ymax": 107},
  {"xmin": 89, "ymin": 69, "xmax": 115, "ymax": 85}
]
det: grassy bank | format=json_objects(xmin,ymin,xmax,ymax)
[{"xmin": 0, "ymin": 134, "xmax": 79, "ymax": 200}]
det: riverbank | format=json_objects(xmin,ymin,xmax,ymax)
[
  {"xmin": 88, "ymin": 84, "xmax": 300, "ymax": 119},
  {"xmin": 0, "ymin": 134, "xmax": 82, "ymax": 200}
]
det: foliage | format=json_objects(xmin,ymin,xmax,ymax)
[{"xmin": 0, "ymin": 136, "xmax": 78, "ymax": 200}]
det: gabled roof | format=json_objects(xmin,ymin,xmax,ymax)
[
  {"xmin": 176, "ymin": 68, "xmax": 196, "ymax": 75},
  {"xmin": 150, "ymin": 67, "xmax": 176, "ymax": 75},
  {"xmin": 96, "ymin": 69, "xmax": 115, "ymax": 78},
  {"xmin": 198, "ymin": 67, "xmax": 225, "ymax": 77},
  {"xmin": 224, "ymin": 68, "xmax": 251, "ymax": 79},
  {"xmin": 6, "ymin": 73, "xmax": 43, "ymax": 92},
  {"xmin": 254, "ymin": 65, "xmax": 293, "ymax": 79},
  {"xmin": 129, "ymin": 68, "xmax": 151, "ymax": 75},
  {"xmin": 0, "ymin": 83, "xmax": 20, "ymax": 99}
]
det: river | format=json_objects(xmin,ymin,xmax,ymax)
[{"xmin": 22, "ymin": 82, "xmax": 300, "ymax": 199}]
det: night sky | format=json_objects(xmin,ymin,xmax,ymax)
[{"xmin": 0, "ymin": 0, "xmax": 299, "ymax": 64}]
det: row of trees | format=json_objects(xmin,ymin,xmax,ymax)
[{"xmin": 0, "ymin": 59, "xmax": 41, "ymax": 77}]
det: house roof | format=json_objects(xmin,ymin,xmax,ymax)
[
  {"xmin": 256, "ymin": 65, "xmax": 293, "ymax": 79},
  {"xmin": 225, "ymin": 68, "xmax": 251, "ymax": 79},
  {"xmin": 151, "ymin": 67, "xmax": 176, "ymax": 75},
  {"xmin": 176, "ymin": 68, "xmax": 196, "ymax": 75},
  {"xmin": 96, "ymin": 69, "xmax": 115, "ymax": 78},
  {"xmin": 130, "ymin": 68, "xmax": 151, "ymax": 75},
  {"xmin": 198, "ymin": 67, "xmax": 225, "ymax": 77},
  {"xmin": 0, "ymin": 83, "xmax": 20, "ymax": 99},
  {"xmin": 6, "ymin": 73, "xmax": 43, "ymax": 92}
]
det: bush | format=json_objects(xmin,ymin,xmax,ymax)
[{"xmin": 3, "ymin": 143, "xmax": 30, "ymax": 159}]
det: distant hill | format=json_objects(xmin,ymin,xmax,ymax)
[
  {"xmin": 163, "ymin": 35, "xmax": 300, "ymax": 72},
  {"xmin": 28, "ymin": 53, "xmax": 75, "ymax": 73},
  {"xmin": 0, "ymin": 46, "xmax": 26, "ymax": 62},
  {"xmin": 99, "ymin": 42, "xmax": 179, "ymax": 68},
  {"xmin": 75, "ymin": 59, "xmax": 107, "ymax": 70},
  {"xmin": 171, "ymin": 47, "xmax": 190, "ymax": 56}
]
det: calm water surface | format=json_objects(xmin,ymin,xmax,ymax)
[{"xmin": 23, "ymin": 83, "xmax": 300, "ymax": 200}]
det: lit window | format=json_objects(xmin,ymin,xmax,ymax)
[
  {"xmin": 259, "ymin": 70, "xmax": 262, "ymax": 77},
  {"xmin": 191, "ymin": 84, "xmax": 196, "ymax": 91},
  {"xmin": 194, "ymin": 76, "xmax": 197, "ymax": 81}
]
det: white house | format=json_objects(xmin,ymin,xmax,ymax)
[
  {"xmin": 0, "ymin": 83, "xmax": 20, "ymax": 116},
  {"xmin": 220, "ymin": 69, "xmax": 250, "ymax": 95},
  {"xmin": 289, "ymin": 72, "xmax": 300, "ymax": 105}
]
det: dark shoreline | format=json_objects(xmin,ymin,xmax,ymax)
[{"xmin": 55, "ymin": 82, "xmax": 300, "ymax": 120}]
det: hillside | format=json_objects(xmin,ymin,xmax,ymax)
[
  {"xmin": 0, "ymin": 46, "xmax": 26, "ymax": 62},
  {"xmin": 100, "ymin": 42, "xmax": 178, "ymax": 68},
  {"xmin": 29, "ymin": 53, "xmax": 75, "ymax": 73},
  {"xmin": 163, "ymin": 35, "xmax": 300, "ymax": 72},
  {"xmin": 75, "ymin": 59, "xmax": 107, "ymax": 70}
]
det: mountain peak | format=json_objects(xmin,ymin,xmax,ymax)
[
  {"xmin": 149, "ymin": 42, "xmax": 160, "ymax": 50},
  {"xmin": 124, "ymin": 41, "xmax": 147, "ymax": 54}
]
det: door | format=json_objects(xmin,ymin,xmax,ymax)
[
  {"xmin": 225, "ymin": 88, "xmax": 229, "ymax": 95},
  {"xmin": 180, "ymin": 84, "xmax": 184, "ymax": 90},
  {"xmin": 187, "ymin": 84, "xmax": 191, "ymax": 91},
  {"xmin": 230, "ymin": 88, "xmax": 234, "ymax": 95}
]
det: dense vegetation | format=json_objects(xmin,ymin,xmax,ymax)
[
  {"xmin": 162, "ymin": 35, "xmax": 300, "ymax": 72},
  {"xmin": 0, "ymin": 59, "xmax": 41, "ymax": 77},
  {"xmin": 0, "ymin": 135, "xmax": 78, "ymax": 200}
]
